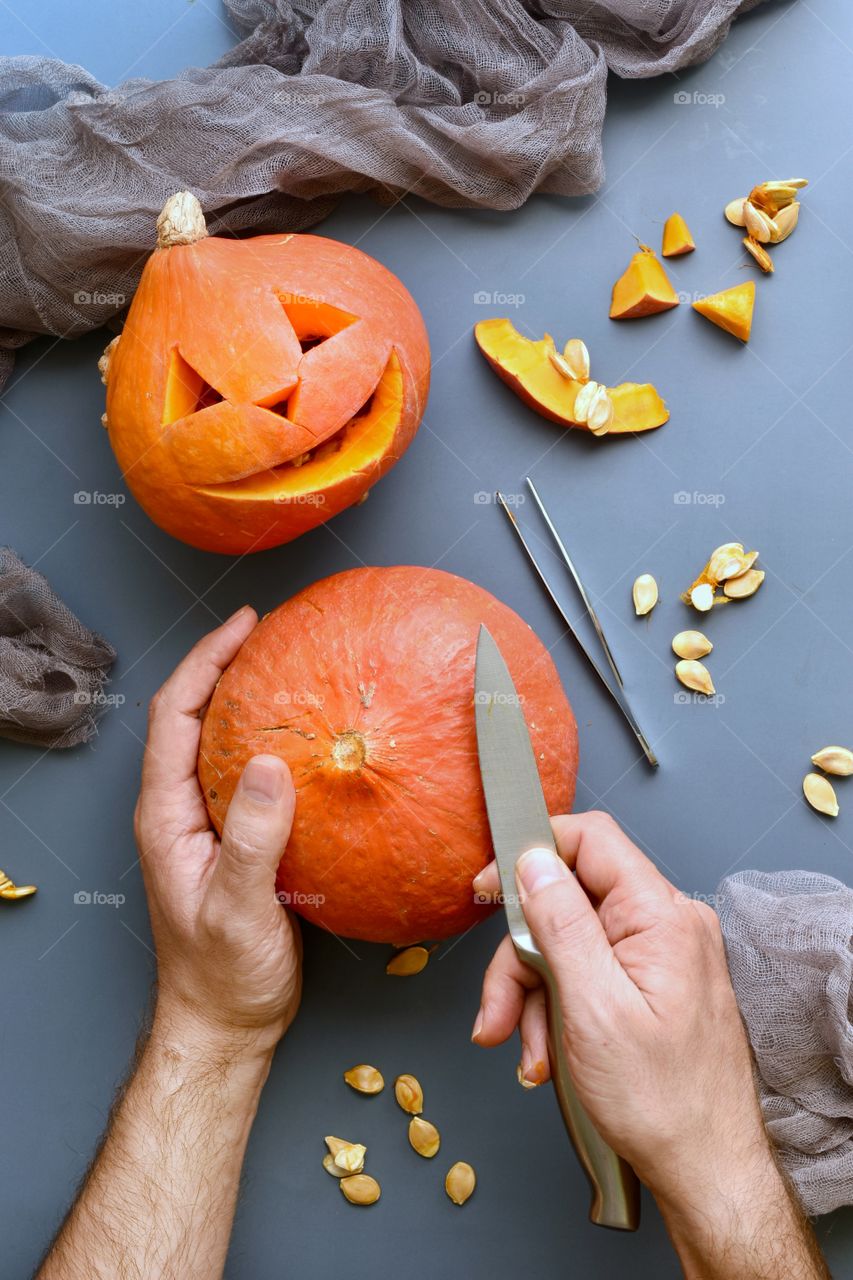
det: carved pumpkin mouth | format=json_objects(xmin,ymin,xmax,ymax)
[
  {"xmin": 159, "ymin": 296, "xmax": 403, "ymax": 498},
  {"xmin": 196, "ymin": 351, "xmax": 404, "ymax": 502}
]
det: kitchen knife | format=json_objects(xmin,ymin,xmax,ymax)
[{"xmin": 474, "ymin": 624, "xmax": 640, "ymax": 1231}]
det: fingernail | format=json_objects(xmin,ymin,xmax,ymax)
[
  {"xmin": 242, "ymin": 755, "xmax": 284, "ymax": 804},
  {"xmin": 516, "ymin": 847, "xmax": 568, "ymax": 895},
  {"xmin": 471, "ymin": 1008, "xmax": 484, "ymax": 1042},
  {"xmin": 472, "ymin": 864, "xmax": 491, "ymax": 893},
  {"xmin": 225, "ymin": 604, "xmax": 251, "ymax": 624}
]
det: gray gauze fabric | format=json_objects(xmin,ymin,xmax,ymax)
[
  {"xmin": 717, "ymin": 870, "xmax": 853, "ymax": 1215},
  {"xmin": 0, "ymin": 549, "xmax": 116, "ymax": 749},
  {"xmin": 0, "ymin": 0, "xmax": 764, "ymax": 383}
]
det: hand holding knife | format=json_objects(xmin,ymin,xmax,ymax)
[{"xmin": 474, "ymin": 624, "xmax": 640, "ymax": 1231}]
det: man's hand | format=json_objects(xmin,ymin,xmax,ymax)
[
  {"xmin": 472, "ymin": 812, "xmax": 829, "ymax": 1280},
  {"xmin": 136, "ymin": 604, "xmax": 301, "ymax": 1058},
  {"xmin": 38, "ymin": 608, "xmax": 301, "ymax": 1280}
]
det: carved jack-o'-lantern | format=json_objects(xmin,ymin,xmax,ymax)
[{"xmin": 100, "ymin": 193, "xmax": 430, "ymax": 553}]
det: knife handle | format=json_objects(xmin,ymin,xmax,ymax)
[{"xmin": 541, "ymin": 964, "xmax": 641, "ymax": 1231}]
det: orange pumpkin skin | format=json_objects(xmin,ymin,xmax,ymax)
[
  {"xmin": 105, "ymin": 229, "xmax": 430, "ymax": 553},
  {"xmin": 199, "ymin": 567, "xmax": 578, "ymax": 943}
]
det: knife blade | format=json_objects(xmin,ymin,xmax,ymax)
[{"xmin": 474, "ymin": 624, "xmax": 640, "ymax": 1231}]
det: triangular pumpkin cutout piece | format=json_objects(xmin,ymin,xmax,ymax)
[
  {"xmin": 610, "ymin": 245, "xmax": 679, "ymax": 319},
  {"xmin": 662, "ymin": 212, "xmax": 695, "ymax": 257},
  {"xmin": 692, "ymin": 281, "xmax": 755, "ymax": 343}
]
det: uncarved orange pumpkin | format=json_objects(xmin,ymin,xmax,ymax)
[
  {"xmin": 101, "ymin": 193, "xmax": 430, "ymax": 553},
  {"xmin": 199, "ymin": 567, "xmax": 578, "ymax": 943}
]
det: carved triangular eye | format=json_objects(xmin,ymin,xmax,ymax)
[
  {"xmin": 162, "ymin": 349, "xmax": 223, "ymax": 426},
  {"xmin": 277, "ymin": 295, "xmax": 358, "ymax": 351}
]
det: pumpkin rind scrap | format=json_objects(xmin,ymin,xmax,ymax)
[
  {"xmin": 474, "ymin": 318, "xmax": 669, "ymax": 433},
  {"xmin": 199, "ymin": 567, "xmax": 578, "ymax": 944},
  {"xmin": 104, "ymin": 197, "xmax": 430, "ymax": 553}
]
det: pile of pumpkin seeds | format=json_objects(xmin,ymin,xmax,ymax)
[{"xmin": 323, "ymin": 1063, "xmax": 476, "ymax": 1208}]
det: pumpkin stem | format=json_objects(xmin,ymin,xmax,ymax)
[{"xmin": 156, "ymin": 192, "xmax": 208, "ymax": 249}]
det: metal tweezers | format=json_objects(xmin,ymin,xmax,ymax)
[{"xmin": 497, "ymin": 478, "xmax": 658, "ymax": 767}]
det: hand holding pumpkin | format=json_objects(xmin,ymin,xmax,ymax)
[{"xmin": 135, "ymin": 607, "xmax": 302, "ymax": 1062}]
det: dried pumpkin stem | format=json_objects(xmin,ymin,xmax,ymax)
[{"xmin": 156, "ymin": 191, "xmax": 208, "ymax": 249}]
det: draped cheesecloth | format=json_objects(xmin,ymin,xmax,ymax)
[
  {"xmin": 717, "ymin": 871, "xmax": 853, "ymax": 1215},
  {"xmin": 0, "ymin": 0, "xmax": 763, "ymax": 384}
]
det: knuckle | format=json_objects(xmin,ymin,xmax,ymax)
[
  {"xmin": 534, "ymin": 898, "xmax": 590, "ymax": 952},
  {"xmin": 223, "ymin": 818, "xmax": 268, "ymax": 864},
  {"xmin": 583, "ymin": 810, "xmax": 619, "ymax": 837}
]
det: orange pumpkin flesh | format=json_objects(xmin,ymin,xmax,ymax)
[
  {"xmin": 610, "ymin": 245, "xmax": 680, "ymax": 319},
  {"xmin": 104, "ymin": 196, "xmax": 430, "ymax": 554},
  {"xmin": 199, "ymin": 567, "xmax": 578, "ymax": 944},
  {"xmin": 474, "ymin": 318, "xmax": 668, "ymax": 433}
]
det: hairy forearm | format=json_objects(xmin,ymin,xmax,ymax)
[
  {"xmin": 653, "ymin": 1145, "xmax": 830, "ymax": 1280},
  {"xmin": 37, "ymin": 1005, "xmax": 272, "ymax": 1280}
]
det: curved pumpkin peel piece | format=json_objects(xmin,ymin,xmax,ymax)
[
  {"xmin": 474, "ymin": 318, "xmax": 668, "ymax": 434},
  {"xmin": 692, "ymin": 281, "xmax": 755, "ymax": 342},
  {"xmin": 662, "ymin": 212, "xmax": 695, "ymax": 258},
  {"xmin": 610, "ymin": 245, "xmax": 679, "ymax": 319}
]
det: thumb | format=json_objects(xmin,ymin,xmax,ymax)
[
  {"xmin": 214, "ymin": 755, "xmax": 295, "ymax": 902},
  {"xmin": 516, "ymin": 847, "xmax": 622, "ymax": 1015}
]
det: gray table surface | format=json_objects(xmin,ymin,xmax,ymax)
[{"xmin": 2, "ymin": 2, "xmax": 853, "ymax": 1276}]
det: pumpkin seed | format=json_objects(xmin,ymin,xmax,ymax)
[
  {"xmin": 344, "ymin": 1064, "xmax": 385, "ymax": 1095},
  {"xmin": 572, "ymin": 379, "xmax": 601, "ymax": 426},
  {"xmin": 724, "ymin": 198, "xmax": 747, "ymax": 226},
  {"xmin": 586, "ymin": 385, "xmax": 614, "ymax": 436},
  {"xmin": 325, "ymin": 1135, "xmax": 366, "ymax": 1174},
  {"xmin": 690, "ymin": 583, "xmax": 715, "ymax": 612},
  {"xmin": 548, "ymin": 348, "xmax": 577, "ymax": 381},
  {"xmin": 743, "ymin": 237, "xmax": 774, "ymax": 273},
  {"xmin": 562, "ymin": 338, "xmax": 590, "ymax": 383},
  {"xmin": 708, "ymin": 543, "xmax": 749, "ymax": 582},
  {"xmin": 0, "ymin": 868, "xmax": 36, "ymax": 900},
  {"xmin": 803, "ymin": 773, "xmax": 839, "ymax": 817},
  {"xmin": 340, "ymin": 1174, "xmax": 381, "ymax": 1205},
  {"xmin": 744, "ymin": 201, "xmax": 776, "ymax": 243},
  {"xmin": 672, "ymin": 630, "xmax": 713, "ymax": 660},
  {"xmin": 386, "ymin": 945, "xmax": 430, "ymax": 976},
  {"xmin": 811, "ymin": 746, "xmax": 853, "ymax": 777},
  {"xmin": 445, "ymin": 1162, "xmax": 477, "ymax": 1205},
  {"xmin": 408, "ymin": 1116, "xmax": 441, "ymax": 1158},
  {"xmin": 394, "ymin": 1073, "xmax": 424, "ymax": 1115},
  {"xmin": 0, "ymin": 882, "xmax": 37, "ymax": 900},
  {"xmin": 675, "ymin": 660, "xmax": 715, "ymax": 696},
  {"xmin": 516, "ymin": 1063, "xmax": 540, "ymax": 1090},
  {"xmin": 750, "ymin": 181, "xmax": 804, "ymax": 213},
  {"xmin": 723, "ymin": 569, "xmax": 765, "ymax": 599},
  {"xmin": 322, "ymin": 1154, "xmax": 351, "ymax": 1179},
  {"xmin": 632, "ymin": 574, "xmax": 658, "ymax": 617},
  {"xmin": 770, "ymin": 201, "xmax": 800, "ymax": 243}
]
